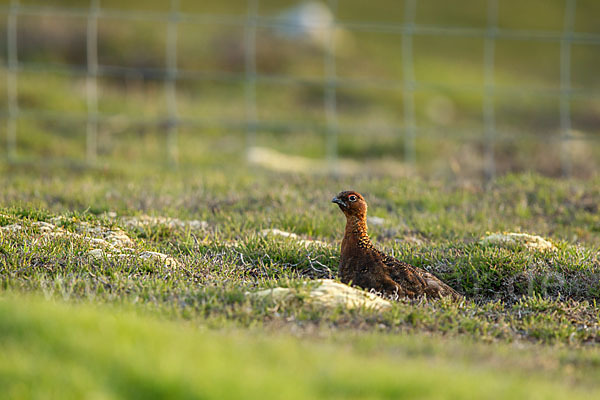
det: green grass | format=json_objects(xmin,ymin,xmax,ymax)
[
  {"xmin": 3, "ymin": 294, "xmax": 600, "ymax": 400},
  {"xmin": 0, "ymin": 0, "xmax": 599, "ymax": 176},
  {"xmin": 1, "ymin": 167, "xmax": 600, "ymax": 397}
]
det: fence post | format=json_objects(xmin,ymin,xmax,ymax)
[
  {"xmin": 483, "ymin": 0, "xmax": 498, "ymax": 181},
  {"xmin": 244, "ymin": 0, "xmax": 258, "ymax": 159},
  {"xmin": 560, "ymin": 0, "xmax": 576, "ymax": 178},
  {"xmin": 325, "ymin": 0, "xmax": 338, "ymax": 174},
  {"xmin": 166, "ymin": 0, "xmax": 179, "ymax": 167},
  {"xmin": 402, "ymin": 0, "xmax": 417, "ymax": 168},
  {"xmin": 6, "ymin": 0, "xmax": 19, "ymax": 161},
  {"xmin": 86, "ymin": 0, "xmax": 99, "ymax": 165}
]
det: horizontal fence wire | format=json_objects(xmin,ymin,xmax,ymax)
[
  {"xmin": 4, "ymin": 61, "xmax": 600, "ymax": 100},
  {"xmin": 1, "ymin": 1, "xmax": 599, "ymax": 176},
  {"xmin": 2, "ymin": 4, "xmax": 600, "ymax": 43}
]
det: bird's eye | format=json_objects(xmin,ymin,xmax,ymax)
[{"xmin": 348, "ymin": 195, "xmax": 357, "ymax": 202}]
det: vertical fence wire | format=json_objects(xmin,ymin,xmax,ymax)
[
  {"xmin": 325, "ymin": 0, "xmax": 338, "ymax": 173},
  {"xmin": 6, "ymin": 0, "xmax": 19, "ymax": 161},
  {"xmin": 86, "ymin": 0, "xmax": 99, "ymax": 165},
  {"xmin": 560, "ymin": 0, "xmax": 576, "ymax": 177},
  {"xmin": 166, "ymin": 0, "xmax": 179, "ymax": 167},
  {"xmin": 402, "ymin": 0, "xmax": 417, "ymax": 168},
  {"xmin": 483, "ymin": 0, "xmax": 497, "ymax": 181},
  {"xmin": 244, "ymin": 0, "xmax": 258, "ymax": 158}
]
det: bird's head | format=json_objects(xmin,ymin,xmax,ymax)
[{"xmin": 332, "ymin": 191, "xmax": 367, "ymax": 219}]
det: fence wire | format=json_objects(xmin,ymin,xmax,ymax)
[{"xmin": 1, "ymin": 0, "xmax": 599, "ymax": 176}]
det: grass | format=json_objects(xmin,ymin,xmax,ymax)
[
  {"xmin": 4, "ymin": 294, "xmax": 600, "ymax": 400},
  {"xmin": 0, "ymin": 0, "xmax": 599, "ymax": 177},
  {"xmin": 1, "ymin": 166, "xmax": 600, "ymax": 397}
]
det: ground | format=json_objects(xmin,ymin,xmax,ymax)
[{"xmin": 1, "ymin": 166, "xmax": 600, "ymax": 398}]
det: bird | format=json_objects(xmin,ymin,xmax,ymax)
[{"xmin": 332, "ymin": 190, "xmax": 461, "ymax": 300}]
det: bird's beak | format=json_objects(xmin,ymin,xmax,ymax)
[{"xmin": 332, "ymin": 196, "xmax": 347, "ymax": 208}]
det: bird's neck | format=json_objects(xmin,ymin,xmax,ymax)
[{"xmin": 343, "ymin": 214, "xmax": 373, "ymax": 249}]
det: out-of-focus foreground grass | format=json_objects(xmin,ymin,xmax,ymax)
[{"xmin": 2, "ymin": 293, "xmax": 600, "ymax": 400}]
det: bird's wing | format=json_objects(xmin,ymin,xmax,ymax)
[{"xmin": 378, "ymin": 251, "xmax": 461, "ymax": 299}]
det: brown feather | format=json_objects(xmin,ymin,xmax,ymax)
[{"xmin": 332, "ymin": 190, "xmax": 461, "ymax": 300}]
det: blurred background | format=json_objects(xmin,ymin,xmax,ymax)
[{"xmin": 0, "ymin": 0, "xmax": 599, "ymax": 180}]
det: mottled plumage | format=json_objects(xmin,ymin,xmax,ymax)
[{"xmin": 332, "ymin": 190, "xmax": 460, "ymax": 299}]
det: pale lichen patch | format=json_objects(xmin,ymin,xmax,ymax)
[
  {"xmin": 480, "ymin": 232, "xmax": 556, "ymax": 251},
  {"xmin": 249, "ymin": 279, "xmax": 391, "ymax": 311}
]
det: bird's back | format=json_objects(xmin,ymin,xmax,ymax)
[
  {"xmin": 378, "ymin": 250, "xmax": 460, "ymax": 299},
  {"xmin": 339, "ymin": 245, "xmax": 460, "ymax": 299}
]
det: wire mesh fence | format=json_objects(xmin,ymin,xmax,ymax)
[{"xmin": 1, "ymin": 0, "xmax": 599, "ymax": 178}]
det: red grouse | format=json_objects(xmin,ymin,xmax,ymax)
[{"xmin": 332, "ymin": 190, "xmax": 460, "ymax": 299}]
